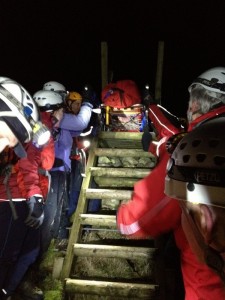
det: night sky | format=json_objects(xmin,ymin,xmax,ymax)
[{"xmin": 1, "ymin": 0, "xmax": 225, "ymax": 117}]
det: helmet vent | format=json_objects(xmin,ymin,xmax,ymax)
[
  {"xmin": 192, "ymin": 139, "xmax": 201, "ymax": 147},
  {"xmin": 183, "ymin": 154, "xmax": 190, "ymax": 163},
  {"xmin": 214, "ymin": 156, "xmax": 225, "ymax": 166},
  {"xmin": 196, "ymin": 153, "xmax": 206, "ymax": 162},
  {"xmin": 179, "ymin": 142, "xmax": 187, "ymax": 150}
]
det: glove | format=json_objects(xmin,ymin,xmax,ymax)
[
  {"xmin": 143, "ymin": 96, "xmax": 154, "ymax": 109},
  {"xmin": 141, "ymin": 125, "xmax": 153, "ymax": 152},
  {"xmin": 25, "ymin": 195, "xmax": 44, "ymax": 229}
]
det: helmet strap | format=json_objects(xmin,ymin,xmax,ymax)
[
  {"xmin": 0, "ymin": 86, "xmax": 24, "ymax": 114},
  {"xmin": 0, "ymin": 85, "xmax": 34, "ymax": 123},
  {"xmin": 65, "ymin": 100, "xmax": 77, "ymax": 114},
  {"xmin": 194, "ymin": 77, "xmax": 225, "ymax": 92}
]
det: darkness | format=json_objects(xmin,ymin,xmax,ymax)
[{"xmin": 1, "ymin": 0, "xmax": 225, "ymax": 118}]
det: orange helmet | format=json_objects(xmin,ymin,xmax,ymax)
[
  {"xmin": 66, "ymin": 91, "xmax": 82, "ymax": 101},
  {"xmin": 65, "ymin": 91, "xmax": 82, "ymax": 114}
]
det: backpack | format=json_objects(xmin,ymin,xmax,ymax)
[{"xmin": 101, "ymin": 80, "xmax": 141, "ymax": 108}]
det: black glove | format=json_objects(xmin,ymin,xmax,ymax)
[
  {"xmin": 141, "ymin": 125, "xmax": 153, "ymax": 152},
  {"xmin": 25, "ymin": 195, "xmax": 44, "ymax": 229}
]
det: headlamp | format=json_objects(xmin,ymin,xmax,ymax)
[
  {"xmin": 31, "ymin": 120, "xmax": 51, "ymax": 148},
  {"xmin": 144, "ymin": 84, "xmax": 150, "ymax": 90},
  {"xmin": 83, "ymin": 140, "xmax": 90, "ymax": 149}
]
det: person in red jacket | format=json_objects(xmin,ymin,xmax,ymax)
[
  {"xmin": 0, "ymin": 77, "xmax": 50, "ymax": 157},
  {"xmin": 117, "ymin": 67, "xmax": 225, "ymax": 300},
  {"xmin": 0, "ymin": 78, "xmax": 53, "ymax": 300},
  {"xmin": 165, "ymin": 116, "xmax": 225, "ymax": 288}
]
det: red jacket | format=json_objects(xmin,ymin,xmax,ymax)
[
  {"xmin": 0, "ymin": 112, "xmax": 55, "ymax": 201},
  {"xmin": 117, "ymin": 105, "xmax": 225, "ymax": 299},
  {"xmin": 0, "ymin": 144, "xmax": 41, "ymax": 200}
]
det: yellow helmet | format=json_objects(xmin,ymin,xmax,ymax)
[{"xmin": 66, "ymin": 91, "xmax": 82, "ymax": 101}]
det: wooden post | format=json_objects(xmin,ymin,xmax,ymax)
[
  {"xmin": 101, "ymin": 41, "xmax": 108, "ymax": 89},
  {"xmin": 155, "ymin": 41, "xmax": 164, "ymax": 104}
]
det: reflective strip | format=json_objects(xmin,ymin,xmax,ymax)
[
  {"xmin": 156, "ymin": 136, "xmax": 167, "ymax": 157},
  {"xmin": 0, "ymin": 198, "xmax": 26, "ymax": 202},
  {"xmin": 119, "ymin": 196, "xmax": 171, "ymax": 235},
  {"xmin": 119, "ymin": 221, "xmax": 141, "ymax": 235}
]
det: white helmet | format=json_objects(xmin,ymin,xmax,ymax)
[
  {"xmin": 43, "ymin": 81, "xmax": 68, "ymax": 101},
  {"xmin": 0, "ymin": 77, "xmax": 40, "ymax": 144},
  {"xmin": 43, "ymin": 81, "xmax": 66, "ymax": 92},
  {"xmin": 188, "ymin": 67, "xmax": 225, "ymax": 95},
  {"xmin": 33, "ymin": 90, "xmax": 63, "ymax": 112},
  {"xmin": 165, "ymin": 116, "xmax": 225, "ymax": 208}
]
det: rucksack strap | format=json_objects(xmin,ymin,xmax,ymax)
[{"xmin": 3, "ymin": 164, "xmax": 18, "ymax": 220}]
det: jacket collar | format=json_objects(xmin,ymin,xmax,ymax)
[{"xmin": 188, "ymin": 105, "xmax": 225, "ymax": 131}]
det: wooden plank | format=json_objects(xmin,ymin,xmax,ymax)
[
  {"xmin": 85, "ymin": 188, "xmax": 132, "ymax": 200},
  {"xmin": 94, "ymin": 176, "xmax": 138, "ymax": 187},
  {"xmin": 52, "ymin": 257, "xmax": 64, "ymax": 279},
  {"xmin": 155, "ymin": 40, "xmax": 164, "ymax": 104},
  {"xmin": 73, "ymin": 244, "xmax": 156, "ymax": 259},
  {"xmin": 94, "ymin": 148, "xmax": 155, "ymax": 158},
  {"xmin": 65, "ymin": 279, "xmax": 158, "ymax": 298},
  {"xmin": 98, "ymin": 131, "xmax": 143, "ymax": 140},
  {"xmin": 90, "ymin": 167, "xmax": 150, "ymax": 178},
  {"xmin": 79, "ymin": 214, "xmax": 117, "ymax": 227},
  {"xmin": 101, "ymin": 41, "xmax": 108, "ymax": 89},
  {"xmin": 100, "ymin": 139, "xmax": 143, "ymax": 149},
  {"xmin": 60, "ymin": 137, "xmax": 100, "ymax": 280}
]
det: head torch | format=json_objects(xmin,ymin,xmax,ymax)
[{"xmin": 31, "ymin": 120, "xmax": 51, "ymax": 148}]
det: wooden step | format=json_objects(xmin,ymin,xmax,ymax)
[
  {"xmin": 73, "ymin": 243, "xmax": 156, "ymax": 259},
  {"xmin": 90, "ymin": 167, "xmax": 150, "ymax": 178},
  {"xmin": 65, "ymin": 278, "xmax": 158, "ymax": 299},
  {"xmin": 85, "ymin": 188, "xmax": 132, "ymax": 200},
  {"xmin": 79, "ymin": 214, "xmax": 117, "ymax": 227},
  {"xmin": 94, "ymin": 177, "xmax": 138, "ymax": 187},
  {"xmin": 98, "ymin": 131, "xmax": 144, "ymax": 140},
  {"xmin": 94, "ymin": 148, "xmax": 155, "ymax": 158},
  {"xmin": 98, "ymin": 132, "xmax": 143, "ymax": 149}
]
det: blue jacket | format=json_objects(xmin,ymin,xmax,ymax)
[{"xmin": 51, "ymin": 102, "xmax": 92, "ymax": 172}]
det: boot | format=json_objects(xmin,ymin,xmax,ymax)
[
  {"xmin": 0, "ymin": 289, "xmax": 11, "ymax": 300},
  {"xmin": 54, "ymin": 238, "xmax": 68, "ymax": 251},
  {"xmin": 16, "ymin": 281, "xmax": 43, "ymax": 300}
]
